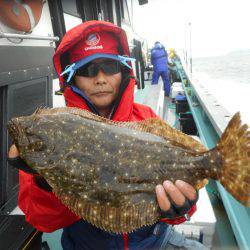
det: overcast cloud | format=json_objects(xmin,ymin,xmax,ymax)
[{"xmin": 133, "ymin": 0, "xmax": 250, "ymax": 57}]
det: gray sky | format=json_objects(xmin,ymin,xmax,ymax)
[{"xmin": 133, "ymin": 0, "xmax": 250, "ymax": 57}]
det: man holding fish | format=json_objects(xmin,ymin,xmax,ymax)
[{"xmin": 8, "ymin": 21, "xmax": 208, "ymax": 249}]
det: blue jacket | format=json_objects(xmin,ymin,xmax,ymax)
[{"xmin": 151, "ymin": 43, "xmax": 168, "ymax": 72}]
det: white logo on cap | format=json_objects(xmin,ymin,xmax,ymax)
[{"xmin": 86, "ymin": 33, "xmax": 100, "ymax": 46}]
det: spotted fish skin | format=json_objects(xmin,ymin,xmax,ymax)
[{"xmin": 7, "ymin": 108, "xmax": 250, "ymax": 233}]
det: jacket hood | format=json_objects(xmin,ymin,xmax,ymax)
[
  {"xmin": 53, "ymin": 21, "xmax": 136, "ymax": 121},
  {"xmin": 53, "ymin": 20, "xmax": 133, "ymax": 88},
  {"xmin": 153, "ymin": 43, "xmax": 164, "ymax": 50}
]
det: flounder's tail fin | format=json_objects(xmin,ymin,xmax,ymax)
[{"xmin": 217, "ymin": 112, "xmax": 250, "ymax": 207}]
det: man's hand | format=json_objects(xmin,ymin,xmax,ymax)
[
  {"xmin": 155, "ymin": 180, "xmax": 197, "ymax": 218},
  {"xmin": 8, "ymin": 144, "xmax": 19, "ymax": 158}
]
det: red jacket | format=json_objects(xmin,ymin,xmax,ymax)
[
  {"xmin": 18, "ymin": 21, "xmax": 196, "ymax": 233},
  {"xmin": 18, "ymin": 80, "xmax": 196, "ymax": 232},
  {"xmin": 18, "ymin": 80, "xmax": 159, "ymax": 232}
]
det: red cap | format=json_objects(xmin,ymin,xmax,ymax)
[{"xmin": 69, "ymin": 31, "xmax": 119, "ymax": 63}]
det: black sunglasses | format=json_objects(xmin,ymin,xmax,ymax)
[{"xmin": 75, "ymin": 60, "xmax": 121, "ymax": 77}]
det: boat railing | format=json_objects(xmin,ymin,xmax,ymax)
[
  {"xmin": 0, "ymin": 31, "xmax": 59, "ymax": 42},
  {"xmin": 173, "ymin": 56, "xmax": 250, "ymax": 250}
]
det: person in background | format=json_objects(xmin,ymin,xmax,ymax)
[
  {"xmin": 168, "ymin": 48, "xmax": 182, "ymax": 84},
  {"xmin": 8, "ymin": 21, "xmax": 205, "ymax": 249},
  {"xmin": 151, "ymin": 41, "xmax": 171, "ymax": 97}
]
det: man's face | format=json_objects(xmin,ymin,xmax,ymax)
[{"xmin": 74, "ymin": 59, "xmax": 122, "ymax": 111}]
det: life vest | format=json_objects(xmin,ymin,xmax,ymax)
[{"xmin": 0, "ymin": 0, "xmax": 43, "ymax": 33}]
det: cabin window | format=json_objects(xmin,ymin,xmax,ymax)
[
  {"xmin": 114, "ymin": 0, "xmax": 131, "ymax": 25},
  {"xmin": 97, "ymin": 0, "xmax": 114, "ymax": 22},
  {"xmin": 77, "ymin": 0, "xmax": 98, "ymax": 21},
  {"xmin": 122, "ymin": 0, "xmax": 131, "ymax": 24},
  {"xmin": 105, "ymin": 0, "xmax": 114, "ymax": 22},
  {"xmin": 114, "ymin": 0, "xmax": 122, "ymax": 26},
  {"xmin": 0, "ymin": 86, "xmax": 6, "ymax": 209},
  {"xmin": 61, "ymin": 0, "xmax": 81, "ymax": 17}
]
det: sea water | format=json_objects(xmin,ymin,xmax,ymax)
[{"xmin": 192, "ymin": 50, "xmax": 250, "ymax": 125}]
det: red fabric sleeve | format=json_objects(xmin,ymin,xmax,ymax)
[
  {"xmin": 18, "ymin": 170, "xmax": 80, "ymax": 232},
  {"xmin": 160, "ymin": 204, "xmax": 197, "ymax": 225},
  {"xmin": 132, "ymin": 103, "xmax": 158, "ymax": 120}
]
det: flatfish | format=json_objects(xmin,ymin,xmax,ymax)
[{"xmin": 7, "ymin": 107, "xmax": 250, "ymax": 233}]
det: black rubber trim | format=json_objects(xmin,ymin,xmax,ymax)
[
  {"xmin": 7, "ymin": 156, "xmax": 52, "ymax": 192},
  {"xmin": 7, "ymin": 156, "xmax": 37, "ymax": 174},
  {"xmin": 34, "ymin": 176, "xmax": 52, "ymax": 192}
]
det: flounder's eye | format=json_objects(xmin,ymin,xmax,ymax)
[
  {"xmin": 25, "ymin": 127, "xmax": 34, "ymax": 135},
  {"xmin": 28, "ymin": 141, "xmax": 46, "ymax": 151}
]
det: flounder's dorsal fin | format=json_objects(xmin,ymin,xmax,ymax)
[
  {"xmin": 34, "ymin": 107, "xmax": 207, "ymax": 153},
  {"xmin": 133, "ymin": 118, "xmax": 207, "ymax": 153},
  {"xmin": 33, "ymin": 107, "xmax": 111, "ymax": 123}
]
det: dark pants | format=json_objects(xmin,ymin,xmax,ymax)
[
  {"xmin": 61, "ymin": 220, "xmax": 207, "ymax": 250},
  {"xmin": 61, "ymin": 220, "xmax": 168, "ymax": 250},
  {"xmin": 152, "ymin": 70, "xmax": 170, "ymax": 96}
]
